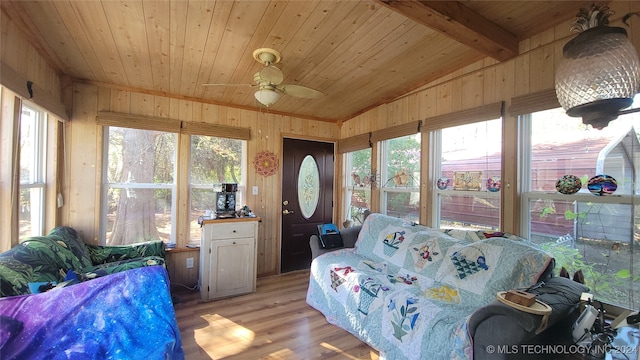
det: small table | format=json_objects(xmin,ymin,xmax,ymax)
[{"xmin": 496, "ymin": 291, "xmax": 552, "ymax": 334}]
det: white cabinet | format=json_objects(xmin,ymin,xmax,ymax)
[{"xmin": 200, "ymin": 218, "xmax": 259, "ymax": 301}]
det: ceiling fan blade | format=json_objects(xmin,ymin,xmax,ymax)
[
  {"xmin": 202, "ymin": 83, "xmax": 255, "ymax": 87},
  {"xmin": 256, "ymin": 66, "xmax": 284, "ymax": 85},
  {"xmin": 278, "ymin": 84, "xmax": 323, "ymax": 99}
]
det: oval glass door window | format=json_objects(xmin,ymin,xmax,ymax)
[{"xmin": 298, "ymin": 155, "xmax": 320, "ymax": 219}]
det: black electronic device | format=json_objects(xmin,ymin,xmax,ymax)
[
  {"xmin": 221, "ymin": 183, "xmax": 238, "ymax": 192},
  {"xmin": 215, "ymin": 192, "xmax": 235, "ymax": 214},
  {"xmin": 317, "ymin": 224, "xmax": 343, "ymax": 249},
  {"xmin": 215, "ymin": 183, "xmax": 238, "ymax": 217}
]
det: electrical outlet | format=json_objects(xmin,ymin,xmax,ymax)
[
  {"xmin": 252, "ymin": 186, "xmax": 259, "ymax": 195},
  {"xmin": 186, "ymin": 257, "xmax": 194, "ymax": 269}
]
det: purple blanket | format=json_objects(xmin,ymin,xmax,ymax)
[{"xmin": 0, "ymin": 266, "xmax": 184, "ymax": 359}]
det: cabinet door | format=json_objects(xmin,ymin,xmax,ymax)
[{"xmin": 209, "ymin": 237, "xmax": 255, "ymax": 299}]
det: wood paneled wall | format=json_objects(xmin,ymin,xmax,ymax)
[
  {"xmin": 0, "ymin": 9, "xmax": 67, "ymax": 249},
  {"xmin": 339, "ymin": 1, "xmax": 640, "ymax": 234},
  {"xmin": 165, "ymin": 249, "xmax": 200, "ymax": 289},
  {"xmin": 64, "ymin": 84, "xmax": 339, "ymax": 277},
  {"xmin": 0, "ymin": 9, "xmax": 68, "ymax": 120}
]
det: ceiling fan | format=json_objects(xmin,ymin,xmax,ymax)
[{"xmin": 203, "ymin": 48, "xmax": 323, "ymax": 107}]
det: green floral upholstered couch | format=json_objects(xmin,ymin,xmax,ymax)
[{"xmin": 0, "ymin": 226, "xmax": 166, "ymax": 297}]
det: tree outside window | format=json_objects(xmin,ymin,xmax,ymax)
[{"xmin": 103, "ymin": 127, "xmax": 176, "ymax": 245}]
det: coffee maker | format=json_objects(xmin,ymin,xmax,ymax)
[{"xmin": 215, "ymin": 183, "xmax": 237, "ymax": 217}]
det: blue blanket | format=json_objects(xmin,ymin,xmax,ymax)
[
  {"xmin": 0, "ymin": 266, "xmax": 184, "ymax": 359},
  {"xmin": 307, "ymin": 214, "xmax": 551, "ymax": 360}
]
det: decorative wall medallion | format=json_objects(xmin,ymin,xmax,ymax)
[
  {"xmin": 555, "ymin": 175, "xmax": 582, "ymax": 195},
  {"xmin": 487, "ymin": 176, "xmax": 502, "ymax": 192},
  {"xmin": 253, "ymin": 151, "xmax": 279, "ymax": 176},
  {"xmin": 588, "ymin": 174, "xmax": 617, "ymax": 196}
]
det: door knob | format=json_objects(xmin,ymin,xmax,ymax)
[{"xmin": 282, "ymin": 209, "xmax": 294, "ymax": 215}]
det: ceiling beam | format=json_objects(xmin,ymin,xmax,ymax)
[{"xmin": 375, "ymin": 0, "xmax": 519, "ymax": 62}]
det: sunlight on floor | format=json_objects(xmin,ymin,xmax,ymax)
[
  {"xmin": 321, "ymin": 342, "xmax": 380, "ymax": 360},
  {"xmin": 262, "ymin": 348, "xmax": 295, "ymax": 359},
  {"xmin": 194, "ymin": 314, "xmax": 255, "ymax": 358}
]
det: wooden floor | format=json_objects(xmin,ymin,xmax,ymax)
[{"xmin": 173, "ymin": 270, "xmax": 380, "ymax": 360}]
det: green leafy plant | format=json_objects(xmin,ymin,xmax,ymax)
[
  {"xmin": 539, "ymin": 201, "xmax": 638, "ymax": 306},
  {"xmin": 564, "ymin": 209, "xmax": 586, "ymax": 221},
  {"xmin": 541, "ymin": 239, "xmax": 638, "ymax": 305}
]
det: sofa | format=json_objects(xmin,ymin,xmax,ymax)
[
  {"xmin": 306, "ymin": 213, "xmax": 587, "ymax": 360},
  {"xmin": 0, "ymin": 226, "xmax": 184, "ymax": 359}
]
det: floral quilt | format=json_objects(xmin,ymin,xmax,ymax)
[{"xmin": 306, "ymin": 213, "xmax": 552, "ymax": 360}]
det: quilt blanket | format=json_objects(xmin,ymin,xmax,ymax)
[
  {"xmin": 0, "ymin": 266, "xmax": 184, "ymax": 360},
  {"xmin": 306, "ymin": 214, "xmax": 551, "ymax": 360}
]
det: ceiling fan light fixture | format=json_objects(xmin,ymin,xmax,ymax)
[
  {"xmin": 554, "ymin": 5, "xmax": 640, "ymax": 129},
  {"xmin": 254, "ymin": 88, "xmax": 282, "ymax": 107}
]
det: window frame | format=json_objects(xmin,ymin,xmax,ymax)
[
  {"xmin": 378, "ymin": 133, "xmax": 421, "ymax": 223},
  {"xmin": 518, "ymin": 105, "xmax": 639, "ymax": 309},
  {"xmin": 188, "ymin": 135, "xmax": 247, "ymax": 243},
  {"xmin": 19, "ymin": 101, "xmax": 48, "ymax": 238},
  {"xmin": 431, "ymin": 118, "xmax": 503, "ymax": 231},
  {"xmin": 100, "ymin": 127, "xmax": 178, "ymax": 245},
  {"xmin": 96, "ymin": 112, "xmax": 252, "ymax": 247},
  {"xmin": 519, "ymin": 112, "xmax": 639, "ymax": 239},
  {"xmin": 342, "ymin": 147, "xmax": 372, "ymax": 226}
]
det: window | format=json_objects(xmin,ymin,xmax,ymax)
[
  {"xmin": 19, "ymin": 103, "xmax": 47, "ymax": 238},
  {"xmin": 521, "ymin": 100, "xmax": 639, "ymax": 309},
  {"xmin": 433, "ymin": 119, "xmax": 502, "ymax": 231},
  {"xmin": 102, "ymin": 127, "xmax": 177, "ymax": 245},
  {"xmin": 344, "ymin": 148, "xmax": 372, "ymax": 226},
  {"xmin": 380, "ymin": 134, "xmax": 421, "ymax": 223},
  {"xmin": 189, "ymin": 135, "xmax": 246, "ymax": 243}
]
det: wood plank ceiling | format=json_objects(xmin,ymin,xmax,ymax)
[{"xmin": 1, "ymin": 1, "xmax": 595, "ymax": 122}]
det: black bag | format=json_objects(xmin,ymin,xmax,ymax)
[{"xmin": 317, "ymin": 224, "xmax": 344, "ymax": 249}]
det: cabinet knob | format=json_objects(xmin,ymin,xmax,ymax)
[
  {"xmin": 233, "ymin": 230, "xmax": 236, "ymax": 233},
  {"xmin": 233, "ymin": 241, "xmax": 236, "ymax": 245}
]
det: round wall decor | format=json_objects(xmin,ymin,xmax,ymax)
[
  {"xmin": 436, "ymin": 177, "xmax": 450, "ymax": 190},
  {"xmin": 253, "ymin": 150, "xmax": 279, "ymax": 176},
  {"xmin": 487, "ymin": 176, "xmax": 502, "ymax": 192},
  {"xmin": 587, "ymin": 174, "xmax": 617, "ymax": 196},
  {"xmin": 555, "ymin": 175, "xmax": 582, "ymax": 195}
]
